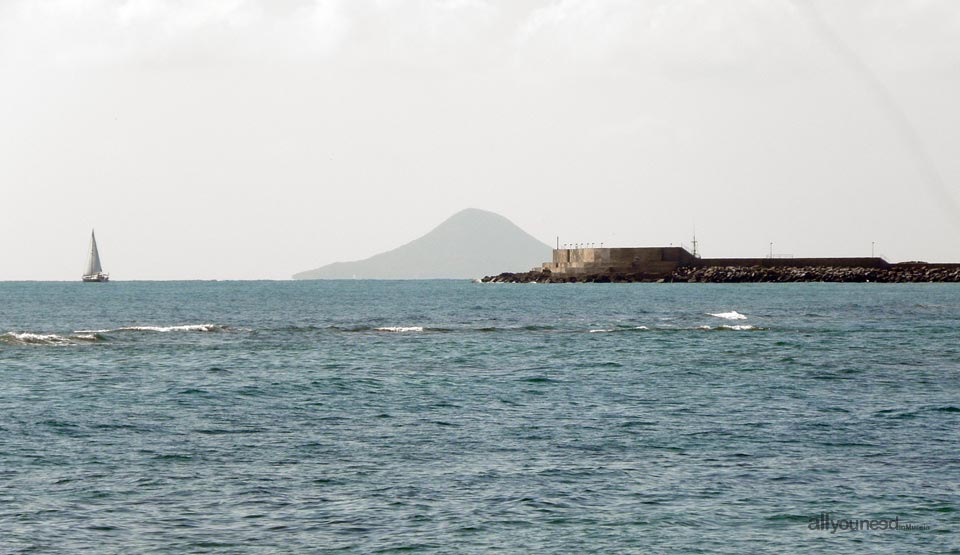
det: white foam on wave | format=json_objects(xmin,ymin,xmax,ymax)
[
  {"xmin": 699, "ymin": 324, "xmax": 759, "ymax": 331},
  {"xmin": 1, "ymin": 332, "xmax": 72, "ymax": 345},
  {"xmin": 708, "ymin": 311, "xmax": 748, "ymax": 320},
  {"xmin": 375, "ymin": 326, "xmax": 424, "ymax": 333},
  {"xmin": 124, "ymin": 324, "xmax": 223, "ymax": 332},
  {"xmin": 72, "ymin": 333, "xmax": 101, "ymax": 341},
  {"xmin": 0, "ymin": 331, "xmax": 103, "ymax": 345},
  {"xmin": 76, "ymin": 324, "xmax": 226, "ymax": 333}
]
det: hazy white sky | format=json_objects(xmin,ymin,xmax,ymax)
[{"xmin": 2, "ymin": 0, "xmax": 958, "ymax": 280}]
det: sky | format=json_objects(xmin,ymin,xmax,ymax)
[{"xmin": 1, "ymin": 0, "xmax": 959, "ymax": 280}]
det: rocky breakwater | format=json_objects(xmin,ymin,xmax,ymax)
[
  {"xmin": 481, "ymin": 265, "xmax": 960, "ymax": 283},
  {"xmin": 674, "ymin": 265, "xmax": 960, "ymax": 283},
  {"xmin": 482, "ymin": 270, "xmax": 556, "ymax": 283}
]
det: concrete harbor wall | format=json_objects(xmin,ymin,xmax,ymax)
[{"xmin": 543, "ymin": 247, "xmax": 699, "ymax": 277}]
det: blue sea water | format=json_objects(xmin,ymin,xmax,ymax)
[{"xmin": 0, "ymin": 281, "xmax": 958, "ymax": 554}]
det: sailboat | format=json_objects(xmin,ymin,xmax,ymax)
[{"xmin": 81, "ymin": 229, "xmax": 110, "ymax": 282}]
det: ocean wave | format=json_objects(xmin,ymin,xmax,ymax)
[
  {"xmin": 75, "ymin": 324, "xmax": 231, "ymax": 334},
  {"xmin": 272, "ymin": 325, "xmax": 324, "ymax": 333},
  {"xmin": 316, "ymin": 323, "xmax": 769, "ymax": 335},
  {"xmin": 589, "ymin": 326, "xmax": 649, "ymax": 333},
  {"xmin": 381, "ymin": 324, "xmax": 554, "ymax": 333},
  {"xmin": 0, "ymin": 331, "xmax": 107, "ymax": 346},
  {"xmin": 708, "ymin": 311, "xmax": 748, "ymax": 320},
  {"xmin": 326, "ymin": 325, "xmax": 453, "ymax": 333},
  {"xmin": 1, "ymin": 332, "xmax": 73, "ymax": 345},
  {"xmin": 698, "ymin": 325, "xmax": 761, "ymax": 331}
]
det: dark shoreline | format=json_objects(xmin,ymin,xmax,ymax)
[{"xmin": 482, "ymin": 265, "xmax": 960, "ymax": 283}]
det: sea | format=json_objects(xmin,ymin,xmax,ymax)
[{"xmin": 0, "ymin": 281, "xmax": 957, "ymax": 554}]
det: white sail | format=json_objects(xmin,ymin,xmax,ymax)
[{"xmin": 84, "ymin": 230, "xmax": 103, "ymax": 276}]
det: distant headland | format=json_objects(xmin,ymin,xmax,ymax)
[
  {"xmin": 483, "ymin": 246, "xmax": 960, "ymax": 283},
  {"xmin": 294, "ymin": 209, "xmax": 550, "ymax": 280}
]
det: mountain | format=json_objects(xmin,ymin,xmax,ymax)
[{"xmin": 293, "ymin": 208, "xmax": 552, "ymax": 279}]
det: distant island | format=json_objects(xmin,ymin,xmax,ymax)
[
  {"xmin": 293, "ymin": 208, "xmax": 551, "ymax": 280},
  {"xmin": 483, "ymin": 246, "xmax": 960, "ymax": 283}
]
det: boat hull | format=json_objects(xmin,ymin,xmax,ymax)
[{"xmin": 81, "ymin": 273, "xmax": 110, "ymax": 282}]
